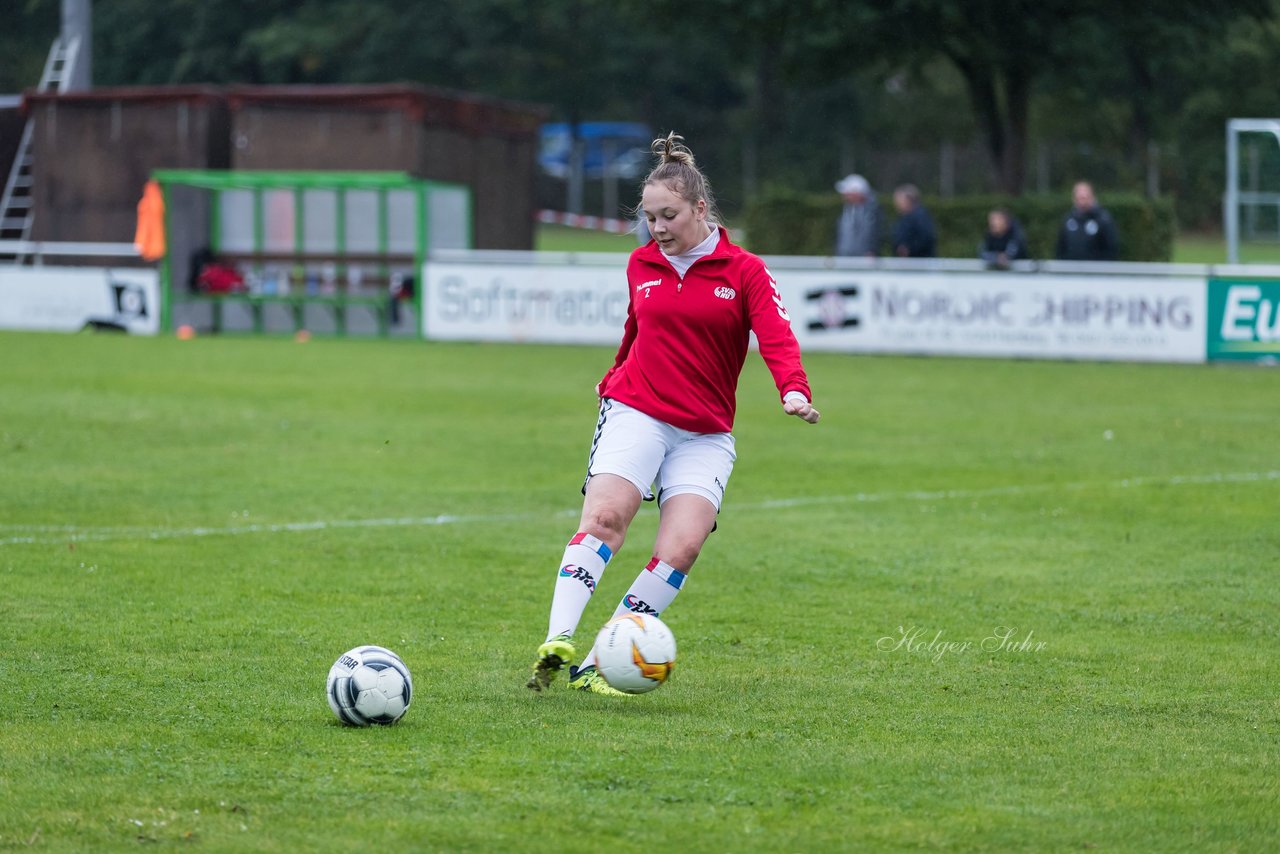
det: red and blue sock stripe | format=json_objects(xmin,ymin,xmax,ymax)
[
  {"xmin": 645, "ymin": 556, "xmax": 686, "ymax": 589},
  {"xmin": 569, "ymin": 531, "xmax": 613, "ymax": 564}
]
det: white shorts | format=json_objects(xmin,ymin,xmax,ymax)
[{"xmin": 583, "ymin": 398, "xmax": 737, "ymax": 510}]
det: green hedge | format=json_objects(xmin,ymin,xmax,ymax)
[{"xmin": 741, "ymin": 191, "xmax": 1176, "ymax": 262}]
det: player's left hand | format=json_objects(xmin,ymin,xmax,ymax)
[{"xmin": 783, "ymin": 398, "xmax": 820, "ymax": 424}]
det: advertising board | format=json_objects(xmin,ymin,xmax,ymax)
[
  {"xmin": 1206, "ymin": 277, "xmax": 1280, "ymax": 362},
  {"xmin": 0, "ymin": 267, "xmax": 160, "ymax": 335},
  {"xmin": 424, "ymin": 255, "xmax": 1209, "ymax": 363},
  {"xmin": 777, "ymin": 270, "xmax": 1207, "ymax": 363},
  {"xmin": 423, "ymin": 258, "xmax": 628, "ymax": 345}
]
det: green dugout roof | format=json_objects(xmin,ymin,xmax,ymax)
[{"xmin": 152, "ymin": 169, "xmax": 425, "ymax": 190}]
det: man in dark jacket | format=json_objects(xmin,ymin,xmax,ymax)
[
  {"xmin": 1055, "ymin": 181, "xmax": 1119, "ymax": 261},
  {"xmin": 891, "ymin": 184, "xmax": 937, "ymax": 258},
  {"xmin": 979, "ymin": 208, "xmax": 1028, "ymax": 269}
]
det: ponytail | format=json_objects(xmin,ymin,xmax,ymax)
[{"xmin": 643, "ymin": 132, "xmax": 722, "ymax": 225}]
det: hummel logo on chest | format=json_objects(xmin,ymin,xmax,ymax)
[{"xmin": 637, "ymin": 278, "xmax": 663, "ymax": 298}]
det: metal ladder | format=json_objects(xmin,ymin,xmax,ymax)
[{"xmin": 0, "ymin": 36, "xmax": 80, "ymax": 263}]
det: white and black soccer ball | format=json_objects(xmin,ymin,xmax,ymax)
[
  {"xmin": 326, "ymin": 645, "xmax": 412, "ymax": 726},
  {"xmin": 594, "ymin": 614, "xmax": 676, "ymax": 694}
]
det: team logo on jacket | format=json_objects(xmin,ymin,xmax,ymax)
[{"xmin": 714, "ymin": 286, "xmax": 736, "ymax": 300}]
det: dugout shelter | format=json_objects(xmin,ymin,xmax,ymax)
[{"xmin": 156, "ymin": 169, "xmax": 472, "ymax": 338}]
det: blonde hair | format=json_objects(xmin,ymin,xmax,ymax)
[{"xmin": 643, "ymin": 132, "xmax": 722, "ymax": 225}]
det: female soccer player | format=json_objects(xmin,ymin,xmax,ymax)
[{"xmin": 527, "ymin": 133, "xmax": 820, "ymax": 695}]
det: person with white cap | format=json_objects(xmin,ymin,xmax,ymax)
[{"xmin": 834, "ymin": 173, "xmax": 882, "ymax": 257}]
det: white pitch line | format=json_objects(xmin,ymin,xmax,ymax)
[
  {"xmin": 0, "ymin": 510, "xmax": 576, "ymax": 546},
  {"xmin": 1, "ymin": 470, "xmax": 1277, "ymax": 547},
  {"xmin": 750, "ymin": 469, "xmax": 1280, "ymax": 509}
]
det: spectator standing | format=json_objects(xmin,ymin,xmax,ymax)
[
  {"xmin": 979, "ymin": 208, "xmax": 1028, "ymax": 269},
  {"xmin": 891, "ymin": 184, "xmax": 937, "ymax": 258},
  {"xmin": 1055, "ymin": 181, "xmax": 1119, "ymax": 261},
  {"xmin": 833, "ymin": 173, "xmax": 881, "ymax": 257}
]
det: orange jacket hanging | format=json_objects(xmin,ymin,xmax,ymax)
[{"xmin": 133, "ymin": 180, "xmax": 166, "ymax": 262}]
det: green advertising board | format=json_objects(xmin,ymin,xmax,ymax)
[{"xmin": 1207, "ymin": 277, "xmax": 1280, "ymax": 362}]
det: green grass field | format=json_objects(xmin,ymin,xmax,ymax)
[
  {"xmin": 1171, "ymin": 234, "xmax": 1280, "ymax": 265},
  {"xmin": 2, "ymin": 330, "xmax": 1277, "ymax": 851},
  {"xmin": 536, "ymin": 223, "xmax": 640, "ymax": 253}
]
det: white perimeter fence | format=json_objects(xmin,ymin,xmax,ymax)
[{"xmin": 4, "ymin": 243, "xmax": 1279, "ymax": 363}]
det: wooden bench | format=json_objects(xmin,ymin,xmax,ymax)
[{"xmin": 190, "ymin": 292, "xmax": 393, "ymax": 336}]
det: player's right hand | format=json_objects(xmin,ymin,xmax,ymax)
[{"xmin": 783, "ymin": 398, "xmax": 821, "ymax": 424}]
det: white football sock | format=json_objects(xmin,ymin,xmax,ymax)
[
  {"xmin": 545, "ymin": 532, "xmax": 613, "ymax": 642},
  {"xmin": 579, "ymin": 556, "xmax": 686, "ymax": 669}
]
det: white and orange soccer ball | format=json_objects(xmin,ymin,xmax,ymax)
[
  {"xmin": 594, "ymin": 614, "xmax": 677, "ymax": 694},
  {"xmin": 326, "ymin": 645, "xmax": 413, "ymax": 726}
]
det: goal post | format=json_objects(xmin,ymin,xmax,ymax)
[{"xmin": 1225, "ymin": 118, "xmax": 1280, "ymax": 263}]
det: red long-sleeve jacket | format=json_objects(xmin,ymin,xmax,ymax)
[{"xmin": 598, "ymin": 226, "xmax": 812, "ymax": 433}]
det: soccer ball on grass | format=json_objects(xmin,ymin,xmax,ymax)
[
  {"xmin": 594, "ymin": 614, "xmax": 676, "ymax": 694},
  {"xmin": 326, "ymin": 645, "xmax": 413, "ymax": 726}
]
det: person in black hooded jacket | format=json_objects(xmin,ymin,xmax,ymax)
[
  {"xmin": 979, "ymin": 208, "xmax": 1028, "ymax": 269},
  {"xmin": 1055, "ymin": 181, "xmax": 1119, "ymax": 261}
]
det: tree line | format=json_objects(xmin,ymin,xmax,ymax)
[{"xmin": 5, "ymin": 0, "xmax": 1280, "ymax": 227}]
